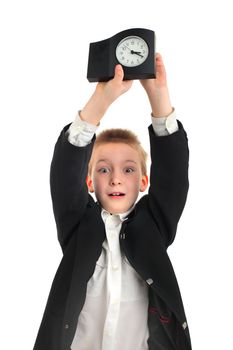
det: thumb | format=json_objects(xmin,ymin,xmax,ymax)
[{"xmin": 113, "ymin": 64, "xmax": 124, "ymax": 82}]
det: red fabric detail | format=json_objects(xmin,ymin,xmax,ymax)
[{"xmin": 149, "ymin": 307, "xmax": 171, "ymax": 324}]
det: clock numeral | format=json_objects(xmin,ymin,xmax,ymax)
[
  {"xmin": 131, "ymin": 60, "xmax": 134, "ymax": 65},
  {"xmin": 131, "ymin": 40, "xmax": 134, "ymax": 45}
]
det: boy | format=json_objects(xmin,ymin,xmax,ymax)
[{"xmin": 33, "ymin": 53, "xmax": 191, "ymax": 349}]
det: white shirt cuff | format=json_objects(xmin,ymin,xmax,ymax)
[
  {"xmin": 151, "ymin": 108, "xmax": 179, "ymax": 136},
  {"xmin": 67, "ymin": 111, "xmax": 98, "ymax": 147}
]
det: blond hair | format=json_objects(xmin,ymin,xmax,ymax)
[{"xmin": 88, "ymin": 128, "xmax": 148, "ymax": 175}]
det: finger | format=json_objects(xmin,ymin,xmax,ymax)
[
  {"xmin": 155, "ymin": 53, "xmax": 166, "ymax": 77},
  {"xmin": 155, "ymin": 52, "xmax": 162, "ymax": 60},
  {"xmin": 155, "ymin": 52, "xmax": 163, "ymax": 65},
  {"xmin": 113, "ymin": 64, "xmax": 124, "ymax": 82}
]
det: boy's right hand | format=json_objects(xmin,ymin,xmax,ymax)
[{"xmin": 80, "ymin": 65, "xmax": 133, "ymax": 126}]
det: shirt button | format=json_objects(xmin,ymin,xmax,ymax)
[{"xmin": 107, "ymin": 330, "xmax": 113, "ymax": 336}]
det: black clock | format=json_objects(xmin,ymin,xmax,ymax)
[{"xmin": 87, "ymin": 28, "xmax": 156, "ymax": 82}]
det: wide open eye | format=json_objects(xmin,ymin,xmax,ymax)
[
  {"xmin": 124, "ymin": 167, "xmax": 135, "ymax": 173},
  {"xmin": 98, "ymin": 167, "xmax": 110, "ymax": 174}
]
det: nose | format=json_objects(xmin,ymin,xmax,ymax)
[
  {"xmin": 110, "ymin": 172, "xmax": 122, "ymax": 186},
  {"xmin": 111, "ymin": 179, "xmax": 121, "ymax": 186}
]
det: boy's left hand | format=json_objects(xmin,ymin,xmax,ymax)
[
  {"xmin": 140, "ymin": 53, "xmax": 168, "ymax": 90},
  {"xmin": 140, "ymin": 53, "xmax": 173, "ymax": 118}
]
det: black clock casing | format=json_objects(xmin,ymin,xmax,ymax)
[{"xmin": 87, "ymin": 28, "xmax": 156, "ymax": 82}]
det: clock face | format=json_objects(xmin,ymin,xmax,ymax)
[{"xmin": 115, "ymin": 35, "xmax": 149, "ymax": 67}]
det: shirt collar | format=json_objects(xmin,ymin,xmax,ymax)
[{"xmin": 101, "ymin": 205, "xmax": 135, "ymax": 222}]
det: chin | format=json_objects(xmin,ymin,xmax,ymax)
[{"xmin": 100, "ymin": 197, "xmax": 134, "ymax": 214}]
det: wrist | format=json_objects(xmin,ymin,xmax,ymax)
[
  {"xmin": 147, "ymin": 86, "xmax": 173, "ymax": 118},
  {"xmin": 151, "ymin": 103, "xmax": 173, "ymax": 118},
  {"xmin": 146, "ymin": 85, "xmax": 169, "ymax": 100},
  {"xmin": 81, "ymin": 90, "xmax": 110, "ymax": 125},
  {"xmin": 151, "ymin": 106, "xmax": 174, "ymax": 119}
]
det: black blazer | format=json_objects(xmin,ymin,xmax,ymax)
[{"xmin": 33, "ymin": 122, "xmax": 191, "ymax": 350}]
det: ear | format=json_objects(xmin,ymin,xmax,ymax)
[
  {"xmin": 86, "ymin": 175, "xmax": 94, "ymax": 193},
  {"xmin": 140, "ymin": 175, "xmax": 149, "ymax": 192}
]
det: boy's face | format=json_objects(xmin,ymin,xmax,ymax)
[{"xmin": 86, "ymin": 142, "xmax": 148, "ymax": 214}]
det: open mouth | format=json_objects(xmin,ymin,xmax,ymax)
[{"xmin": 108, "ymin": 192, "xmax": 125, "ymax": 197}]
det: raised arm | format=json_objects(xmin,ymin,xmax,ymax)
[
  {"xmin": 141, "ymin": 53, "xmax": 189, "ymax": 246},
  {"xmin": 79, "ymin": 64, "xmax": 133, "ymax": 125},
  {"xmin": 148, "ymin": 121, "xmax": 189, "ymax": 247},
  {"xmin": 140, "ymin": 53, "xmax": 173, "ymax": 118},
  {"xmin": 50, "ymin": 125, "xmax": 95, "ymax": 252}
]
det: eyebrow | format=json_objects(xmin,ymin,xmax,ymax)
[
  {"xmin": 124, "ymin": 160, "xmax": 137, "ymax": 164},
  {"xmin": 96, "ymin": 159, "xmax": 137, "ymax": 164}
]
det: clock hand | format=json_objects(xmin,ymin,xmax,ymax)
[
  {"xmin": 123, "ymin": 45, "xmax": 144, "ymax": 58},
  {"xmin": 132, "ymin": 51, "xmax": 144, "ymax": 58}
]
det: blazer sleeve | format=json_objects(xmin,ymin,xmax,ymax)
[
  {"xmin": 50, "ymin": 123, "xmax": 95, "ymax": 252},
  {"xmin": 148, "ymin": 121, "xmax": 189, "ymax": 247}
]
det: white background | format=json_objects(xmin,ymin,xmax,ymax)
[{"xmin": 1, "ymin": 0, "xmax": 233, "ymax": 349}]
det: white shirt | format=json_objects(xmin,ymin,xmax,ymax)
[{"xmin": 68, "ymin": 110, "xmax": 178, "ymax": 350}]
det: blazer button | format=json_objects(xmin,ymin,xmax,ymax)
[
  {"xmin": 146, "ymin": 278, "xmax": 153, "ymax": 285},
  {"xmin": 64, "ymin": 324, "xmax": 69, "ymax": 329},
  {"xmin": 120, "ymin": 233, "xmax": 126, "ymax": 239}
]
